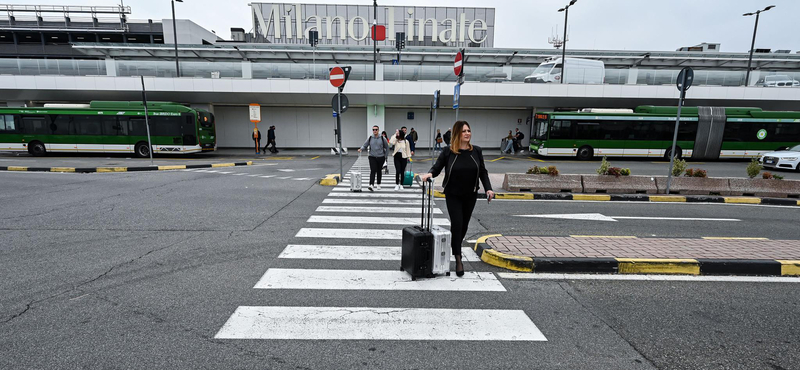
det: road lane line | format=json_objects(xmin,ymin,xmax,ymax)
[
  {"xmin": 307, "ymin": 215, "xmax": 450, "ymax": 226},
  {"xmin": 296, "ymin": 228, "xmax": 401, "ymax": 239},
  {"xmin": 254, "ymin": 269, "xmax": 505, "ymax": 291},
  {"xmin": 278, "ymin": 245, "xmax": 479, "ymax": 262},
  {"xmin": 315, "ymin": 206, "xmax": 442, "ymax": 214}
]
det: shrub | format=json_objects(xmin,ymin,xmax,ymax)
[
  {"xmin": 671, "ymin": 158, "xmax": 687, "ymax": 177},
  {"xmin": 596, "ymin": 156, "xmax": 610, "ymax": 175},
  {"xmin": 762, "ymin": 172, "xmax": 773, "ymax": 179},
  {"xmin": 774, "ymin": 174, "xmax": 784, "ymax": 180},
  {"xmin": 546, "ymin": 165, "xmax": 559, "ymax": 176},
  {"xmin": 692, "ymin": 169, "xmax": 707, "ymax": 178},
  {"xmin": 619, "ymin": 168, "xmax": 631, "ymax": 176},
  {"xmin": 539, "ymin": 167, "xmax": 550, "ymax": 174},
  {"xmin": 746, "ymin": 158, "xmax": 762, "ymax": 178},
  {"xmin": 684, "ymin": 168, "xmax": 694, "ymax": 177},
  {"xmin": 607, "ymin": 167, "xmax": 622, "ymax": 178},
  {"xmin": 527, "ymin": 166, "xmax": 540, "ymax": 174}
]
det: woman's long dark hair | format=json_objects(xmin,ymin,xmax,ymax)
[
  {"xmin": 395, "ymin": 130, "xmax": 404, "ymax": 140},
  {"xmin": 450, "ymin": 121, "xmax": 472, "ymax": 154}
]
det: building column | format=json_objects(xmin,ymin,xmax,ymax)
[
  {"xmin": 503, "ymin": 65, "xmax": 513, "ymax": 81},
  {"xmin": 242, "ymin": 60, "xmax": 252, "ymax": 79},
  {"xmin": 105, "ymin": 58, "xmax": 117, "ymax": 77},
  {"xmin": 747, "ymin": 70, "xmax": 760, "ymax": 87},
  {"xmin": 375, "ymin": 63, "xmax": 384, "ymax": 81},
  {"xmin": 367, "ymin": 104, "xmax": 385, "ymax": 137},
  {"xmin": 626, "ymin": 68, "xmax": 638, "ymax": 84}
]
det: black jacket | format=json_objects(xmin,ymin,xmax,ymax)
[
  {"xmin": 443, "ymin": 130, "xmax": 451, "ymax": 145},
  {"xmin": 428, "ymin": 146, "xmax": 492, "ymax": 194},
  {"xmin": 267, "ymin": 128, "xmax": 276, "ymax": 140}
]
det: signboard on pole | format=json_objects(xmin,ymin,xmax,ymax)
[
  {"xmin": 433, "ymin": 90, "xmax": 440, "ymax": 109},
  {"xmin": 249, "ymin": 104, "xmax": 261, "ymax": 123},
  {"xmin": 454, "ymin": 51, "xmax": 463, "ymax": 77},
  {"xmin": 331, "ymin": 93, "xmax": 349, "ymax": 113},
  {"xmin": 330, "ymin": 66, "xmax": 345, "ymax": 88},
  {"xmin": 453, "ymin": 84, "xmax": 460, "ymax": 109}
]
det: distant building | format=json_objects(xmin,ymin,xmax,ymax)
[{"xmin": 677, "ymin": 43, "xmax": 721, "ymax": 52}]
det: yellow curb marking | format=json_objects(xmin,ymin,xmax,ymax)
[
  {"xmin": 50, "ymin": 167, "xmax": 76, "ymax": 172},
  {"xmin": 211, "ymin": 163, "xmax": 234, "ymax": 168},
  {"xmin": 495, "ymin": 193, "xmax": 533, "ymax": 200},
  {"xmin": 158, "ymin": 165, "xmax": 187, "ymax": 171},
  {"xmin": 776, "ymin": 260, "xmax": 800, "ymax": 276},
  {"xmin": 649, "ymin": 196, "xmax": 687, "ymax": 202},
  {"xmin": 724, "ymin": 197, "xmax": 761, "ymax": 204},
  {"xmin": 320, "ymin": 174, "xmax": 339, "ymax": 186},
  {"xmin": 572, "ymin": 194, "xmax": 610, "ymax": 201},
  {"xmin": 616, "ymin": 258, "xmax": 700, "ymax": 275},
  {"xmin": 480, "ymin": 249, "xmax": 533, "ymax": 272},
  {"xmin": 488, "ymin": 156, "xmax": 505, "ymax": 162},
  {"xmin": 570, "ymin": 235, "xmax": 638, "ymax": 239},
  {"xmin": 246, "ymin": 161, "xmax": 253, "ymax": 165},
  {"xmin": 702, "ymin": 237, "xmax": 769, "ymax": 240},
  {"xmin": 8, "ymin": 166, "xmax": 27, "ymax": 171},
  {"xmin": 474, "ymin": 234, "xmax": 503, "ymax": 247},
  {"xmin": 433, "ymin": 190, "xmax": 446, "ymax": 198},
  {"xmin": 310, "ymin": 156, "xmax": 320, "ymax": 160},
  {"xmin": 259, "ymin": 157, "xmax": 295, "ymax": 160},
  {"xmin": 97, "ymin": 167, "xmax": 127, "ymax": 172}
]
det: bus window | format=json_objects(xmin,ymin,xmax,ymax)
[
  {"xmin": 73, "ymin": 116, "xmax": 102, "ymax": 135},
  {"xmin": 126, "ymin": 117, "xmax": 148, "ymax": 136},
  {"xmin": 677, "ymin": 122, "xmax": 697, "ymax": 141},
  {"xmin": 50, "ymin": 115, "xmax": 73, "ymax": 135},
  {"xmin": 182, "ymin": 115, "xmax": 197, "ymax": 145},
  {"xmin": 0, "ymin": 115, "xmax": 15, "ymax": 131},
  {"xmin": 21, "ymin": 116, "xmax": 48, "ymax": 134},
  {"xmin": 100, "ymin": 116, "xmax": 123, "ymax": 136},
  {"xmin": 575, "ymin": 121, "xmax": 600, "ymax": 140},
  {"xmin": 549, "ymin": 120, "xmax": 573, "ymax": 139},
  {"xmin": 151, "ymin": 116, "xmax": 182, "ymax": 137},
  {"xmin": 534, "ymin": 119, "xmax": 548, "ymax": 140}
]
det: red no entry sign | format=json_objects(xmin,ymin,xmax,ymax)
[
  {"xmin": 454, "ymin": 52, "xmax": 463, "ymax": 77},
  {"xmin": 330, "ymin": 66, "xmax": 345, "ymax": 88}
]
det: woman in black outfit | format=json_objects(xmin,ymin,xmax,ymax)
[{"xmin": 420, "ymin": 121, "xmax": 495, "ymax": 277}]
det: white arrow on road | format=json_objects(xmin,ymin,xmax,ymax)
[{"xmin": 513, "ymin": 213, "xmax": 740, "ymax": 222}]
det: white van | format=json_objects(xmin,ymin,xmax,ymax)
[{"xmin": 524, "ymin": 58, "xmax": 605, "ymax": 84}]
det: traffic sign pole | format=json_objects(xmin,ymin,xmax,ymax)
[
  {"xmin": 666, "ymin": 67, "xmax": 694, "ymax": 194},
  {"xmin": 337, "ymin": 88, "xmax": 343, "ymax": 182}
]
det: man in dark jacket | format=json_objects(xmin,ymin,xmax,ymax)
[
  {"xmin": 264, "ymin": 125, "xmax": 278, "ymax": 154},
  {"xmin": 443, "ymin": 128, "xmax": 451, "ymax": 146}
]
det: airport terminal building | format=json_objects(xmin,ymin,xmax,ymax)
[{"xmin": 1, "ymin": 3, "xmax": 799, "ymax": 149}]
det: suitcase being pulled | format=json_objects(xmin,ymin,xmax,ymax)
[
  {"xmin": 400, "ymin": 177, "xmax": 451, "ymax": 279},
  {"xmin": 350, "ymin": 152, "xmax": 363, "ymax": 192}
]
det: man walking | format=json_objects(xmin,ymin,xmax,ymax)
[
  {"xmin": 410, "ymin": 128, "xmax": 418, "ymax": 144},
  {"xmin": 513, "ymin": 127, "xmax": 525, "ymax": 154},
  {"xmin": 358, "ymin": 125, "xmax": 390, "ymax": 192},
  {"xmin": 264, "ymin": 125, "xmax": 278, "ymax": 154},
  {"xmin": 402, "ymin": 126, "xmax": 415, "ymax": 156}
]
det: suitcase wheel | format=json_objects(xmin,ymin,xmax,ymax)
[
  {"xmin": 411, "ymin": 276, "xmax": 416, "ymax": 281},
  {"xmin": 446, "ymin": 272, "xmax": 451, "ymax": 276},
  {"xmin": 400, "ymin": 267, "xmax": 404, "ymax": 272}
]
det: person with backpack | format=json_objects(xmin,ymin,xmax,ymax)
[
  {"xmin": 443, "ymin": 128, "xmax": 452, "ymax": 146},
  {"xmin": 358, "ymin": 125, "xmax": 390, "ymax": 192},
  {"xmin": 513, "ymin": 128, "xmax": 525, "ymax": 154},
  {"xmin": 420, "ymin": 121, "xmax": 494, "ymax": 277},
  {"xmin": 389, "ymin": 129, "xmax": 412, "ymax": 191},
  {"xmin": 264, "ymin": 125, "xmax": 278, "ymax": 154}
]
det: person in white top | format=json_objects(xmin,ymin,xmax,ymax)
[{"xmin": 389, "ymin": 129, "xmax": 412, "ymax": 190}]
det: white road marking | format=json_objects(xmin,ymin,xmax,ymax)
[
  {"xmin": 260, "ymin": 175, "xmax": 275, "ymax": 178},
  {"xmin": 218, "ymin": 171, "xmax": 233, "ymax": 174},
  {"xmin": 215, "ymin": 306, "xmax": 545, "ymax": 341},
  {"xmin": 277, "ymin": 169, "xmax": 295, "ymax": 172},
  {"xmin": 293, "ymin": 177, "xmax": 312, "ymax": 180},
  {"xmin": 331, "ymin": 187, "xmax": 419, "ymax": 193},
  {"xmin": 278, "ymin": 245, "xmax": 480, "ymax": 262},
  {"xmin": 514, "ymin": 213, "xmax": 740, "ymax": 222},
  {"xmin": 316, "ymin": 206, "xmax": 442, "ymax": 214},
  {"xmin": 322, "ymin": 199, "xmax": 428, "ymax": 205},
  {"xmin": 307, "ymin": 215, "xmax": 450, "ymax": 226},
  {"xmin": 327, "ymin": 192, "xmax": 423, "ymax": 199},
  {"xmin": 277, "ymin": 176, "xmax": 291, "ymax": 179},
  {"xmin": 296, "ymin": 228, "xmax": 401, "ymax": 239},
  {"xmin": 498, "ymin": 273, "xmax": 800, "ymax": 283},
  {"xmin": 254, "ymin": 269, "xmax": 505, "ymax": 291},
  {"xmin": 233, "ymin": 173, "xmax": 246, "ymax": 176}
]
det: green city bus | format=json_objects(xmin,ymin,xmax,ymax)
[
  {"xmin": 529, "ymin": 106, "xmax": 800, "ymax": 160},
  {"xmin": 0, "ymin": 101, "xmax": 216, "ymax": 157}
]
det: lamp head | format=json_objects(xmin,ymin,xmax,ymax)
[
  {"xmin": 763, "ymin": 5, "xmax": 775, "ymax": 11},
  {"xmin": 743, "ymin": 12, "xmax": 753, "ymax": 16},
  {"xmin": 175, "ymin": 0, "xmax": 183, "ymax": 2},
  {"xmin": 558, "ymin": 7, "xmax": 565, "ymax": 12},
  {"xmin": 570, "ymin": 0, "xmax": 577, "ymax": 5}
]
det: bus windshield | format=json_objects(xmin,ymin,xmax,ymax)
[{"xmin": 534, "ymin": 119, "xmax": 548, "ymax": 140}]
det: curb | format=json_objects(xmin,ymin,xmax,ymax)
[
  {"xmin": 432, "ymin": 191, "xmax": 800, "ymax": 207},
  {"xmin": 320, "ymin": 174, "xmax": 340, "ymax": 186},
  {"xmin": 472, "ymin": 234, "xmax": 800, "ymax": 276},
  {"xmin": 0, "ymin": 161, "xmax": 252, "ymax": 173}
]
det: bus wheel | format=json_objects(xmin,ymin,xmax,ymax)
[
  {"xmin": 29, "ymin": 141, "xmax": 46, "ymax": 157},
  {"xmin": 665, "ymin": 147, "xmax": 682, "ymax": 160},
  {"xmin": 134, "ymin": 142, "xmax": 151, "ymax": 158},
  {"xmin": 577, "ymin": 146, "xmax": 594, "ymax": 161}
]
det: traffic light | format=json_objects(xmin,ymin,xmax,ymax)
[
  {"xmin": 396, "ymin": 32, "xmax": 405, "ymax": 50},
  {"xmin": 309, "ymin": 30, "xmax": 319, "ymax": 47}
]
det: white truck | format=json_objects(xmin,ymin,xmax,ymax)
[{"xmin": 524, "ymin": 58, "xmax": 605, "ymax": 84}]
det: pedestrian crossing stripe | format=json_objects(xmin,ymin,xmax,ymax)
[
  {"xmin": 254, "ymin": 268, "xmax": 506, "ymax": 291},
  {"xmin": 326, "ymin": 192, "xmax": 423, "ymax": 198},
  {"xmin": 322, "ymin": 199, "xmax": 430, "ymax": 205},
  {"xmin": 316, "ymin": 206, "xmax": 443, "ymax": 214},
  {"xmin": 278, "ymin": 245, "xmax": 480, "ymax": 262},
  {"xmin": 296, "ymin": 228, "xmax": 401, "ymax": 239},
  {"xmin": 307, "ymin": 215, "xmax": 451, "ymax": 226},
  {"xmin": 215, "ymin": 306, "xmax": 546, "ymax": 341},
  {"xmin": 331, "ymin": 187, "xmax": 419, "ymax": 193}
]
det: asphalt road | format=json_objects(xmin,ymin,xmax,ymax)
[{"xmin": 1, "ymin": 155, "xmax": 798, "ymax": 369}]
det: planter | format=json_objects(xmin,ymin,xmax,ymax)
[
  {"xmin": 654, "ymin": 177, "xmax": 731, "ymax": 195},
  {"xmin": 582, "ymin": 175, "xmax": 658, "ymax": 194},
  {"xmin": 503, "ymin": 173, "xmax": 582, "ymax": 193},
  {"xmin": 729, "ymin": 178, "xmax": 800, "ymax": 198}
]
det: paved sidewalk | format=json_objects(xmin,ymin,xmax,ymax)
[
  {"xmin": 489, "ymin": 236, "xmax": 800, "ymax": 260},
  {"xmin": 474, "ymin": 235, "xmax": 800, "ymax": 276}
]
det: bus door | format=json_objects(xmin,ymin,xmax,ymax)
[
  {"xmin": 181, "ymin": 113, "xmax": 198, "ymax": 147},
  {"xmin": 20, "ymin": 115, "xmax": 49, "ymax": 149}
]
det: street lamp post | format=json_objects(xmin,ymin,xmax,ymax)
[
  {"xmin": 557, "ymin": 0, "xmax": 577, "ymax": 84},
  {"xmin": 743, "ymin": 5, "xmax": 775, "ymax": 87},
  {"xmin": 373, "ymin": 0, "xmax": 377, "ymax": 80},
  {"xmin": 171, "ymin": 0, "xmax": 183, "ymax": 77}
]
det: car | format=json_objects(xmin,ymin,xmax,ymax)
[
  {"xmin": 760, "ymin": 75, "xmax": 800, "ymax": 87},
  {"xmin": 758, "ymin": 144, "xmax": 800, "ymax": 171}
]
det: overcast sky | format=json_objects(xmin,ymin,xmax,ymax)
[{"xmin": 15, "ymin": 0, "xmax": 800, "ymax": 52}]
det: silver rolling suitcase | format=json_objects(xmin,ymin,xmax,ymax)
[
  {"xmin": 350, "ymin": 152, "xmax": 362, "ymax": 192},
  {"xmin": 421, "ymin": 177, "xmax": 452, "ymax": 276}
]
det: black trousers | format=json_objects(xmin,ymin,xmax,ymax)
[
  {"xmin": 263, "ymin": 139, "xmax": 277, "ymax": 153},
  {"xmin": 393, "ymin": 153, "xmax": 407, "ymax": 184},
  {"xmin": 367, "ymin": 156, "xmax": 385, "ymax": 185},
  {"xmin": 445, "ymin": 192, "xmax": 478, "ymax": 256}
]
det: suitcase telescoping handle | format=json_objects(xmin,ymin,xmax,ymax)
[{"xmin": 415, "ymin": 175, "xmax": 434, "ymax": 230}]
